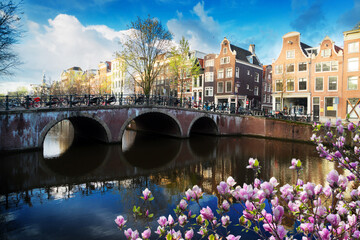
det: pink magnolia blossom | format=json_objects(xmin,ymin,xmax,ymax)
[
  {"xmin": 276, "ymin": 225, "xmax": 287, "ymax": 239},
  {"xmin": 227, "ymin": 176, "xmax": 236, "ymax": 187},
  {"xmin": 327, "ymin": 170, "xmax": 339, "ymax": 188},
  {"xmin": 142, "ymin": 188, "xmax": 151, "ymax": 200},
  {"xmin": 168, "ymin": 215, "xmax": 174, "ymax": 226},
  {"xmin": 178, "ymin": 215, "xmax": 187, "ymax": 226},
  {"xmin": 217, "ymin": 181, "xmax": 230, "ymax": 195},
  {"xmin": 246, "ymin": 158, "xmax": 259, "ymax": 169},
  {"xmin": 200, "ymin": 206, "xmax": 214, "ymax": 221},
  {"xmin": 114, "ymin": 215, "xmax": 126, "ymax": 228},
  {"xmin": 226, "ymin": 234, "xmax": 241, "ymax": 240},
  {"xmin": 273, "ymin": 205, "xmax": 284, "ymax": 223},
  {"xmin": 157, "ymin": 216, "xmax": 168, "ymax": 227},
  {"xmin": 221, "ymin": 215, "xmax": 230, "ymax": 227},
  {"xmin": 318, "ymin": 228, "xmax": 331, "ymax": 240},
  {"xmin": 184, "ymin": 229, "xmax": 194, "ymax": 239},
  {"xmin": 191, "ymin": 185, "xmax": 203, "ymax": 200},
  {"xmin": 289, "ymin": 158, "xmax": 302, "ymax": 170},
  {"xmin": 141, "ymin": 228, "xmax": 151, "ymax": 239},
  {"xmin": 221, "ymin": 200, "xmax": 230, "ymax": 211},
  {"xmin": 185, "ymin": 189, "xmax": 193, "ymax": 201},
  {"xmin": 179, "ymin": 199, "xmax": 188, "ymax": 210},
  {"xmin": 326, "ymin": 213, "xmax": 341, "ymax": 227}
]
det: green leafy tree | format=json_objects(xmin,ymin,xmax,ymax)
[
  {"xmin": 0, "ymin": 0, "xmax": 23, "ymax": 76},
  {"xmin": 120, "ymin": 16, "xmax": 172, "ymax": 97},
  {"xmin": 169, "ymin": 36, "xmax": 201, "ymax": 103}
]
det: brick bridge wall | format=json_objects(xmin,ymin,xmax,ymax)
[{"xmin": 0, "ymin": 106, "xmax": 313, "ymax": 152}]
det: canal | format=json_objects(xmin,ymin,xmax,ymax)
[{"xmin": 0, "ymin": 120, "xmax": 334, "ymax": 239}]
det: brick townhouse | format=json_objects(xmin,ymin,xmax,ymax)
[
  {"xmin": 212, "ymin": 37, "xmax": 263, "ymax": 112},
  {"xmin": 272, "ymin": 27, "xmax": 360, "ymax": 122}
]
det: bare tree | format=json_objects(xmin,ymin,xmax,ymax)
[
  {"xmin": 120, "ymin": 16, "xmax": 172, "ymax": 97},
  {"xmin": 0, "ymin": 0, "xmax": 23, "ymax": 76}
]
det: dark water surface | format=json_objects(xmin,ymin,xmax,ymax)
[{"xmin": 0, "ymin": 121, "xmax": 334, "ymax": 239}]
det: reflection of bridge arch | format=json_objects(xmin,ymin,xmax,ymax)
[
  {"xmin": 188, "ymin": 115, "xmax": 219, "ymax": 136},
  {"xmin": 39, "ymin": 142, "xmax": 112, "ymax": 178},
  {"xmin": 118, "ymin": 109, "xmax": 183, "ymax": 141},
  {"xmin": 40, "ymin": 113, "xmax": 111, "ymax": 149}
]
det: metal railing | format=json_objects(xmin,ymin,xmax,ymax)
[{"xmin": 0, "ymin": 94, "xmax": 316, "ymax": 123}]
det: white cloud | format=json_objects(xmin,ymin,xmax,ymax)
[
  {"xmin": 3, "ymin": 14, "xmax": 129, "ymax": 91},
  {"xmin": 167, "ymin": 1, "xmax": 221, "ymax": 54}
]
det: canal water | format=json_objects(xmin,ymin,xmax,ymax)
[{"xmin": 0, "ymin": 120, "xmax": 334, "ymax": 239}]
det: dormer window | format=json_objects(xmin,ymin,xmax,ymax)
[
  {"xmin": 286, "ymin": 50, "xmax": 295, "ymax": 59},
  {"xmin": 246, "ymin": 56, "xmax": 253, "ymax": 64}
]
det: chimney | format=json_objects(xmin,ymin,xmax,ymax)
[{"xmin": 249, "ymin": 44, "xmax": 255, "ymax": 54}]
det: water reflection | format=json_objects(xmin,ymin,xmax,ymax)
[
  {"xmin": 43, "ymin": 120, "xmax": 74, "ymax": 158},
  {"xmin": 0, "ymin": 125, "xmax": 336, "ymax": 240}
]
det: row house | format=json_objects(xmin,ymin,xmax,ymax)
[
  {"xmin": 111, "ymin": 56, "xmax": 134, "ymax": 98},
  {"xmin": 204, "ymin": 38, "xmax": 263, "ymax": 111},
  {"xmin": 262, "ymin": 65, "xmax": 272, "ymax": 113},
  {"xmin": 272, "ymin": 27, "xmax": 360, "ymax": 121}
]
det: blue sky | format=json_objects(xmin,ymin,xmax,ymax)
[{"xmin": 1, "ymin": 0, "xmax": 359, "ymax": 93}]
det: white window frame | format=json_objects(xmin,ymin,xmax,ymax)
[
  {"xmin": 298, "ymin": 62, "xmax": 307, "ymax": 72},
  {"xmin": 255, "ymin": 72, "xmax": 259, "ymax": 82},
  {"xmin": 348, "ymin": 42, "xmax": 359, "ymax": 53},
  {"xmin": 286, "ymin": 50, "xmax": 295, "ymax": 59},
  {"xmin": 217, "ymin": 82, "xmax": 224, "ymax": 93},
  {"xmin": 235, "ymin": 67, "xmax": 239, "ymax": 78},
  {"xmin": 328, "ymin": 76, "xmax": 338, "ymax": 91},
  {"xmin": 225, "ymin": 81, "xmax": 232, "ymax": 93},
  {"xmin": 298, "ymin": 78, "xmax": 307, "ymax": 91},
  {"xmin": 286, "ymin": 63, "xmax": 294, "ymax": 73},
  {"xmin": 315, "ymin": 77, "xmax": 324, "ymax": 92},
  {"xmin": 286, "ymin": 79, "xmax": 295, "ymax": 92},
  {"xmin": 223, "ymin": 47, "xmax": 227, "ymax": 54},
  {"xmin": 205, "ymin": 87, "xmax": 213, "ymax": 96},
  {"xmin": 226, "ymin": 68, "xmax": 232, "ymax": 78},
  {"xmin": 218, "ymin": 69, "xmax": 224, "ymax": 79},
  {"xmin": 348, "ymin": 58, "xmax": 359, "ymax": 72},
  {"xmin": 205, "ymin": 72, "xmax": 214, "ymax": 82},
  {"xmin": 275, "ymin": 80, "xmax": 282, "ymax": 92},
  {"xmin": 321, "ymin": 49, "xmax": 331, "ymax": 57},
  {"xmin": 205, "ymin": 59, "xmax": 214, "ymax": 67},
  {"xmin": 275, "ymin": 65, "xmax": 283, "ymax": 74},
  {"xmin": 220, "ymin": 56, "xmax": 230, "ymax": 65},
  {"xmin": 348, "ymin": 76, "xmax": 358, "ymax": 90},
  {"xmin": 254, "ymin": 86, "xmax": 259, "ymax": 96}
]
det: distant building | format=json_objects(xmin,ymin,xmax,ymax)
[{"xmin": 262, "ymin": 65, "xmax": 272, "ymax": 113}]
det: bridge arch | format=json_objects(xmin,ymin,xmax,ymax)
[
  {"xmin": 40, "ymin": 112, "xmax": 111, "ymax": 149},
  {"xmin": 188, "ymin": 115, "xmax": 219, "ymax": 136},
  {"xmin": 118, "ymin": 109, "xmax": 183, "ymax": 141}
]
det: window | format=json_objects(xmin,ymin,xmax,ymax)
[
  {"xmin": 286, "ymin": 63, "xmax": 294, "ymax": 73},
  {"xmin": 254, "ymin": 86, "xmax": 259, "ymax": 96},
  {"xmin": 264, "ymin": 83, "xmax": 267, "ymax": 92},
  {"xmin": 217, "ymin": 82, "xmax": 224, "ymax": 93},
  {"xmin": 348, "ymin": 76, "xmax": 358, "ymax": 90},
  {"xmin": 267, "ymin": 95, "xmax": 271, "ymax": 103},
  {"xmin": 322, "ymin": 62, "xmax": 330, "ymax": 72},
  {"xmin": 315, "ymin": 77, "xmax": 324, "ymax": 91},
  {"xmin": 315, "ymin": 61, "xmax": 338, "ymax": 72},
  {"xmin": 275, "ymin": 65, "xmax": 283, "ymax": 74},
  {"xmin": 205, "ymin": 59, "xmax": 214, "ymax": 67},
  {"xmin": 298, "ymin": 78, "xmax": 307, "ymax": 91},
  {"xmin": 328, "ymin": 76, "xmax": 337, "ymax": 91},
  {"xmin": 348, "ymin": 58, "xmax": 359, "ymax": 72},
  {"xmin": 286, "ymin": 50, "xmax": 295, "ymax": 59},
  {"xmin": 226, "ymin": 81, "xmax": 232, "ymax": 92},
  {"xmin": 235, "ymin": 67, "xmax": 239, "ymax": 78},
  {"xmin": 226, "ymin": 68, "xmax": 232, "ymax": 78},
  {"xmin": 263, "ymin": 94, "xmax": 266, "ymax": 102},
  {"xmin": 218, "ymin": 69, "xmax": 224, "ymax": 79},
  {"xmin": 199, "ymin": 75, "xmax": 203, "ymax": 87},
  {"xmin": 321, "ymin": 49, "xmax": 331, "ymax": 57},
  {"xmin": 246, "ymin": 84, "xmax": 249, "ymax": 89},
  {"xmin": 286, "ymin": 79, "xmax": 294, "ymax": 92},
  {"xmin": 255, "ymin": 72, "xmax": 259, "ymax": 82},
  {"xmin": 348, "ymin": 42, "xmax": 359, "ymax": 53},
  {"xmin": 205, "ymin": 72, "xmax": 214, "ymax": 82},
  {"xmin": 223, "ymin": 47, "xmax": 227, "ymax": 54},
  {"xmin": 299, "ymin": 62, "xmax": 307, "ymax": 72},
  {"xmin": 205, "ymin": 87, "xmax": 213, "ymax": 96},
  {"xmin": 275, "ymin": 80, "xmax": 283, "ymax": 92},
  {"xmin": 220, "ymin": 57, "xmax": 230, "ymax": 64},
  {"xmin": 247, "ymin": 70, "xmax": 250, "ymax": 75},
  {"xmin": 325, "ymin": 97, "xmax": 337, "ymax": 117}
]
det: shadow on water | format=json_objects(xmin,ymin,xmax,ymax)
[{"xmin": 121, "ymin": 132, "xmax": 182, "ymax": 169}]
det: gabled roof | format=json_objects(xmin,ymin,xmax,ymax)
[
  {"xmin": 300, "ymin": 42, "xmax": 312, "ymax": 56},
  {"xmin": 334, "ymin": 45, "xmax": 343, "ymax": 53},
  {"xmin": 230, "ymin": 44, "xmax": 260, "ymax": 65},
  {"xmin": 198, "ymin": 58, "xmax": 204, "ymax": 68}
]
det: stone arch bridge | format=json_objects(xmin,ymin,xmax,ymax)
[{"xmin": 0, "ymin": 105, "xmax": 312, "ymax": 152}]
